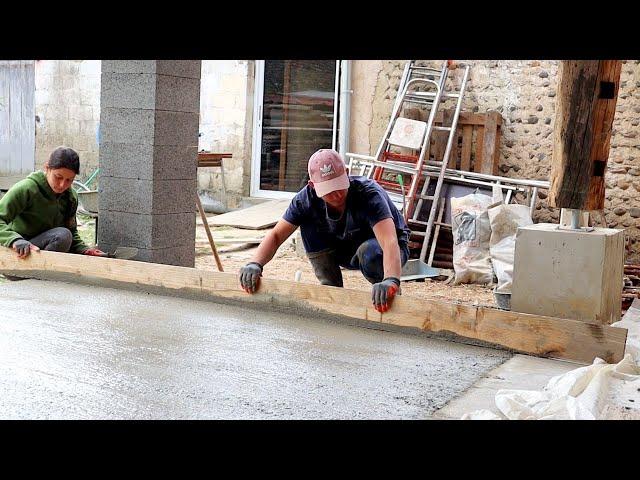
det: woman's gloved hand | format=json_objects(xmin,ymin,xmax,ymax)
[
  {"xmin": 83, "ymin": 248, "xmax": 107, "ymax": 257},
  {"xmin": 12, "ymin": 239, "xmax": 40, "ymax": 259}
]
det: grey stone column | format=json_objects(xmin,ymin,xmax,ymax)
[{"xmin": 97, "ymin": 60, "xmax": 201, "ymax": 267}]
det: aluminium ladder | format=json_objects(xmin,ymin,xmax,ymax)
[{"xmin": 360, "ymin": 60, "xmax": 470, "ymax": 266}]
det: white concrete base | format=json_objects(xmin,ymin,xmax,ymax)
[{"xmin": 511, "ymin": 223, "xmax": 624, "ymax": 324}]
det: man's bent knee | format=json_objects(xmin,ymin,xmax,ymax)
[
  {"xmin": 354, "ymin": 239, "xmax": 385, "ymax": 284},
  {"xmin": 307, "ymin": 249, "xmax": 344, "ymax": 287}
]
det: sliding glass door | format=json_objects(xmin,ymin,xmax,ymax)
[{"xmin": 251, "ymin": 60, "xmax": 343, "ymax": 198}]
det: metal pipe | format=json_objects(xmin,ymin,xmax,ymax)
[
  {"xmin": 346, "ymin": 152, "xmax": 550, "ymax": 189},
  {"xmin": 338, "ymin": 60, "xmax": 352, "ymax": 159},
  {"xmin": 571, "ymin": 209, "xmax": 581, "ymax": 230}
]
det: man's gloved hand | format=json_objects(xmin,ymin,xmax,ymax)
[
  {"xmin": 12, "ymin": 239, "xmax": 39, "ymax": 259},
  {"xmin": 372, "ymin": 277, "xmax": 401, "ymax": 313},
  {"xmin": 83, "ymin": 248, "xmax": 107, "ymax": 257},
  {"xmin": 239, "ymin": 262, "xmax": 263, "ymax": 293}
]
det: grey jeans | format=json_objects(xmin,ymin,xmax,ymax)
[{"xmin": 26, "ymin": 227, "xmax": 73, "ymax": 253}]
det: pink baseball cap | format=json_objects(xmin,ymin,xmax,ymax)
[{"xmin": 308, "ymin": 149, "xmax": 350, "ymax": 197}]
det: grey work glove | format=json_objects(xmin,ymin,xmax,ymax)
[
  {"xmin": 239, "ymin": 262, "xmax": 263, "ymax": 293},
  {"xmin": 371, "ymin": 277, "xmax": 401, "ymax": 313},
  {"xmin": 12, "ymin": 239, "xmax": 39, "ymax": 258}
]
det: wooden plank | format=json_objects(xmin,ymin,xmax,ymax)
[
  {"xmin": 207, "ymin": 199, "xmax": 290, "ymax": 229},
  {"xmin": 474, "ymin": 126, "xmax": 485, "ymax": 173},
  {"xmin": 481, "ymin": 111, "xmax": 499, "ymax": 174},
  {"xmin": 196, "ymin": 194, "xmax": 223, "ymax": 271},
  {"xmin": 493, "ymin": 120, "xmax": 502, "ymax": 175},
  {"xmin": 549, "ymin": 60, "xmax": 622, "ymax": 210},
  {"xmin": 460, "ymin": 125, "xmax": 473, "ymax": 171},
  {"xmin": 0, "ymin": 248, "xmax": 627, "ymax": 364}
]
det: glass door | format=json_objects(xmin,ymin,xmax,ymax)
[{"xmin": 251, "ymin": 60, "xmax": 341, "ymax": 198}]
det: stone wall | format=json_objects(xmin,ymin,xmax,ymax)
[
  {"xmin": 34, "ymin": 60, "xmax": 101, "ymax": 182},
  {"xmin": 197, "ymin": 60, "xmax": 252, "ymax": 209},
  {"xmin": 350, "ymin": 60, "xmax": 640, "ymax": 262}
]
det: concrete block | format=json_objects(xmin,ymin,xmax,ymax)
[
  {"xmin": 133, "ymin": 245, "xmax": 195, "ymax": 267},
  {"xmin": 100, "ymin": 107, "xmax": 155, "ymax": 145},
  {"xmin": 100, "ymin": 142, "xmax": 155, "ymax": 179},
  {"xmin": 151, "ymin": 212, "xmax": 196, "ymax": 248},
  {"xmin": 151, "ymin": 179, "xmax": 197, "ymax": 214},
  {"xmin": 152, "ymin": 145, "xmax": 198, "ymax": 181},
  {"xmin": 97, "ymin": 211, "xmax": 152, "ymax": 248},
  {"xmin": 511, "ymin": 223, "xmax": 625, "ymax": 324},
  {"xmin": 101, "ymin": 60, "xmax": 156, "ymax": 74},
  {"xmin": 100, "ymin": 73, "xmax": 156, "ymax": 110},
  {"xmin": 153, "ymin": 111, "xmax": 199, "ymax": 146},
  {"xmin": 155, "ymin": 75, "xmax": 201, "ymax": 113},
  {"xmin": 99, "ymin": 177, "xmax": 195, "ymax": 214},
  {"xmin": 98, "ymin": 209, "xmax": 194, "ymax": 250},
  {"xmin": 156, "ymin": 60, "xmax": 201, "ymax": 79},
  {"xmin": 99, "ymin": 177, "xmax": 154, "ymax": 214}
]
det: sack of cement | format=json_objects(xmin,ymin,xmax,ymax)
[
  {"xmin": 488, "ymin": 203, "xmax": 533, "ymax": 294},
  {"xmin": 451, "ymin": 190, "xmax": 494, "ymax": 285}
]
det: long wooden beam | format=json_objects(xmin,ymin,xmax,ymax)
[{"xmin": 0, "ymin": 248, "xmax": 627, "ymax": 364}]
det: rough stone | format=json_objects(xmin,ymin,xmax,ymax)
[
  {"xmin": 539, "ymin": 71, "xmax": 549, "ymax": 78},
  {"xmin": 630, "ymin": 208, "xmax": 640, "ymax": 218},
  {"xmin": 527, "ymin": 115, "xmax": 539, "ymax": 124},
  {"xmin": 614, "ymin": 207, "xmax": 627, "ymax": 216}
]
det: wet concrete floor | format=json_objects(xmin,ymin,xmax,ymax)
[{"xmin": 0, "ymin": 280, "xmax": 511, "ymax": 419}]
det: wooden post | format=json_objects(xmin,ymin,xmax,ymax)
[
  {"xmin": 195, "ymin": 195, "xmax": 224, "ymax": 272},
  {"xmin": 548, "ymin": 60, "xmax": 622, "ymax": 210}
]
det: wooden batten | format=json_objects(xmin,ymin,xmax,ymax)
[
  {"xmin": 0, "ymin": 248, "xmax": 627, "ymax": 364},
  {"xmin": 549, "ymin": 60, "xmax": 622, "ymax": 210}
]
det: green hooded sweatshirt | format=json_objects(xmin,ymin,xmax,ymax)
[{"xmin": 0, "ymin": 171, "xmax": 89, "ymax": 253}]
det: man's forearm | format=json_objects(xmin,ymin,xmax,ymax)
[
  {"xmin": 251, "ymin": 230, "xmax": 282, "ymax": 266},
  {"xmin": 381, "ymin": 241, "xmax": 402, "ymax": 279}
]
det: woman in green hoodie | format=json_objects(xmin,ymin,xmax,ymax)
[{"xmin": 0, "ymin": 146, "xmax": 106, "ymax": 259}]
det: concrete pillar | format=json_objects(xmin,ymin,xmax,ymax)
[{"xmin": 97, "ymin": 61, "xmax": 201, "ymax": 267}]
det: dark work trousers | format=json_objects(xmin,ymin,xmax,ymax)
[
  {"xmin": 306, "ymin": 238, "xmax": 409, "ymax": 287},
  {"xmin": 27, "ymin": 227, "xmax": 73, "ymax": 253}
]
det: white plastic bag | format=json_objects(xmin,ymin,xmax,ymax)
[
  {"xmin": 487, "ymin": 203, "xmax": 533, "ymax": 294},
  {"xmin": 451, "ymin": 191, "xmax": 494, "ymax": 285}
]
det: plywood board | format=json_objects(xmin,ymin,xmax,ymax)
[
  {"xmin": 208, "ymin": 200, "xmax": 290, "ymax": 230},
  {"xmin": 0, "ymin": 248, "xmax": 627, "ymax": 364}
]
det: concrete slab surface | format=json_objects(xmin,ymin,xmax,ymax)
[{"xmin": 0, "ymin": 279, "xmax": 510, "ymax": 419}]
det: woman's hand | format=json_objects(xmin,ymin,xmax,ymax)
[
  {"xmin": 83, "ymin": 248, "xmax": 107, "ymax": 257},
  {"xmin": 12, "ymin": 239, "xmax": 40, "ymax": 259}
]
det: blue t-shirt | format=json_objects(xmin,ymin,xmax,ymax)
[{"xmin": 283, "ymin": 176, "xmax": 411, "ymax": 254}]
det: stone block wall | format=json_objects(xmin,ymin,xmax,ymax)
[
  {"xmin": 34, "ymin": 60, "xmax": 101, "ymax": 181},
  {"xmin": 351, "ymin": 60, "xmax": 640, "ymax": 262}
]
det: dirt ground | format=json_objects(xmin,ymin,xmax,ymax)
[{"xmin": 71, "ymin": 213, "xmax": 496, "ymax": 307}]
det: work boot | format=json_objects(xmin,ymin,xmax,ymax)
[{"xmin": 306, "ymin": 249, "xmax": 344, "ymax": 287}]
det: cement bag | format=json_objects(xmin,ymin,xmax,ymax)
[
  {"xmin": 451, "ymin": 191, "xmax": 494, "ymax": 285},
  {"xmin": 487, "ymin": 203, "xmax": 533, "ymax": 294}
]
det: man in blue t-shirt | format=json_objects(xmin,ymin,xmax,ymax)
[{"xmin": 238, "ymin": 149, "xmax": 411, "ymax": 313}]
